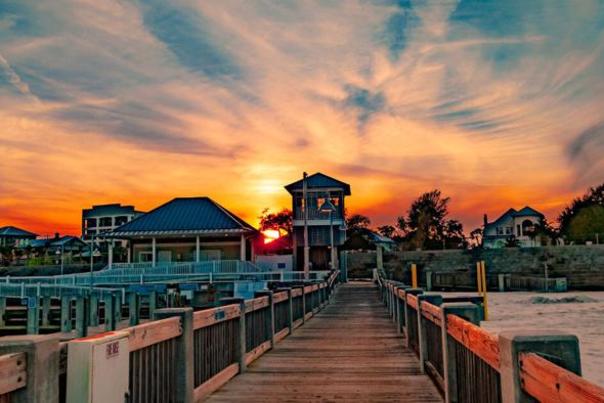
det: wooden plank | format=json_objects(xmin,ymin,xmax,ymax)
[
  {"xmin": 245, "ymin": 340, "xmax": 272, "ymax": 366},
  {"xmin": 304, "ymin": 312, "xmax": 313, "ymax": 321},
  {"xmin": 397, "ymin": 288, "xmax": 405, "ymax": 299},
  {"xmin": 406, "ymin": 294, "xmax": 419, "ymax": 310},
  {"xmin": 128, "ymin": 317, "xmax": 182, "ymax": 352},
  {"xmin": 0, "ymin": 352, "xmax": 26, "ymax": 396},
  {"xmin": 193, "ymin": 363, "xmax": 239, "ymax": 402},
  {"xmin": 303, "ymin": 285, "xmax": 313, "ymax": 293},
  {"xmin": 245, "ymin": 296, "xmax": 270, "ymax": 314},
  {"xmin": 291, "ymin": 289, "xmax": 303, "ymax": 298},
  {"xmin": 420, "ymin": 301, "xmax": 442, "ymax": 326},
  {"xmin": 446, "ymin": 314, "xmax": 500, "ymax": 370},
  {"xmin": 292, "ymin": 318, "xmax": 304, "ymax": 330},
  {"xmin": 520, "ymin": 352, "xmax": 604, "ymax": 403},
  {"xmin": 274, "ymin": 327, "xmax": 289, "ymax": 343},
  {"xmin": 193, "ymin": 304, "xmax": 241, "ymax": 330},
  {"xmin": 272, "ymin": 292, "xmax": 288, "ymax": 304}
]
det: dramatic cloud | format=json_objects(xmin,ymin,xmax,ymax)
[{"xmin": 1, "ymin": 0, "xmax": 603, "ymax": 235}]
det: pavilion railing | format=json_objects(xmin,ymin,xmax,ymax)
[{"xmin": 376, "ymin": 272, "xmax": 604, "ymax": 403}]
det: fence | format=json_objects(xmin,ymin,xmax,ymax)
[{"xmin": 377, "ymin": 273, "xmax": 604, "ymax": 403}]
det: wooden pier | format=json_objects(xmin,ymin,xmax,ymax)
[{"xmin": 206, "ymin": 282, "xmax": 442, "ymax": 402}]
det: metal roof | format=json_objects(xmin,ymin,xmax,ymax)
[
  {"xmin": 107, "ymin": 197, "xmax": 256, "ymax": 237},
  {"xmin": 82, "ymin": 203, "xmax": 142, "ymax": 218},
  {"xmin": 512, "ymin": 206, "xmax": 544, "ymax": 218},
  {"xmin": 0, "ymin": 226, "xmax": 37, "ymax": 238},
  {"xmin": 284, "ymin": 172, "xmax": 351, "ymax": 195}
]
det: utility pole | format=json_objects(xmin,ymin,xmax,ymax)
[{"xmin": 303, "ymin": 172, "xmax": 310, "ymax": 280}]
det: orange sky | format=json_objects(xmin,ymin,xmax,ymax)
[{"xmin": 1, "ymin": 1, "xmax": 603, "ymax": 237}]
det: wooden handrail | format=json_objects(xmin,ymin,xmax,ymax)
[
  {"xmin": 420, "ymin": 301, "xmax": 442, "ymax": 326},
  {"xmin": 273, "ymin": 291, "xmax": 289, "ymax": 304},
  {"xmin": 0, "ymin": 352, "xmax": 26, "ymax": 396},
  {"xmin": 193, "ymin": 304, "xmax": 241, "ymax": 330},
  {"xmin": 397, "ymin": 288, "xmax": 405, "ymax": 299},
  {"xmin": 519, "ymin": 352, "xmax": 604, "ymax": 403},
  {"xmin": 291, "ymin": 288, "xmax": 303, "ymax": 298},
  {"xmin": 129, "ymin": 316, "xmax": 182, "ymax": 352},
  {"xmin": 244, "ymin": 296, "xmax": 270, "ymax": 313},
  {"xmin": 406, "ymin": 293, "xmax": 419, "ymax": 310},
  {"xmin": 446, "ymin": 314, "xmax": 500, "ymax": 370}
]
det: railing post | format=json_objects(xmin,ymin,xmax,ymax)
[
  {"xmin": 394, "ymin": 287, "xmax": 403, "ymax": 334},
  {"xmin": 149, "ymin": 290, "xmax": 157, "ymax": 318},
  {"xmin": 287, "ymin": 288, "xmax": 294, "ymax": 335},
  {"xmin": 220, "ymin": 298, "xmax": 247, "ymax": 374},
  {"xmin": 0, "ymin": 334, "xmax": 60, "ymax": 403},
  {"xmin": 26, "ymin": 297, "xmax": 40, "ymax": 335},
  {"xmin": 41, "ymin": 297, "xmax": 51, "ymax": 327},
  {"xmin": 255, "ymin": 290, "xmax": 275, "ymax": 348},
  {"xmin": 153, "ymin": 307, "xmax": 194, "ymax": 403},
  {"xmin": 89, "ymin": 294, "xmax": 99, "ymax": 327},
  {"xmin": 113, "ymin": 293, "xmax": 122, "ymax": 327},
  {"xmin": 74, "ymin": 296, "xmax": 88, "ymax": 337},
  {"xmin": 0, "ymin": 297, "xmax": 5, "ymax": 328},
  {"xmin": 402, "ymin": 288, "xmax": 423, "ymax": 348},
  {"xmin": 104, "ymin": 294, "xmax": 116, "ymax": 331},
  {"xmin": 301, "ymin": 286, "xmax": 307, "ymax": 324},
  {"xmin": 60, "ymin": 296, "xmax": 72, "ymax": 333},
  {"xmin": 128, "ymin": 292, "xmax": 139, "ymax": 326},
  {"xmin": 498, "ymin": 331, "xmax": 581, "ymax": 403},
  {"xmin": 417, "ymin": 294, "xmax": 443, "ymax": 374},
  {"xmin": 440, "ymin": 303, "xmax": 482, "ymax": 403}
]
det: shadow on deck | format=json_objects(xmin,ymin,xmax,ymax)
[{"xmin": 207, "ymin": 282, "xmax": 442, "ymax": 402}]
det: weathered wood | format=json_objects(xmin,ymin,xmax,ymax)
[
  {"xmin": 0, "ymin": 352, "xmax": 26, "ymax": 396},
  {"xmin": 446, "ymin": 313, "xmax": 500, "ymax": 370},
  {"xmin": 245, "ymin": 340, "xmax": 272, "ymax": 366},
  {"xmin": 274, "ymin": 328, "xmax": 289, "ymax": 343},
  {"xmin": 272, "ymin": 292, "xmax": 288, "ymax": 304},
  {"xmin": 128, "ymin": 316, "xmax": 182, "ymax": 352},
  {"xmin": 193, "ymin": 304, "xmax": 241, "ymax": 330},
  {"xmin": 519, "ymin": 352, "xmax": 604, "ymax": 403},
  {"xmin": 421, "ymin": 301, "xmax": 442, "ymax": 326},
  {"xmin": 244, "ymin": 297, "xmax": 270, "ymax": 314},
  {"xmin": 206, "ymin": 282, "xmax": 441, "ymax": 402},
  {"xmin": 407, "ymin": 293, "xmax": 419, "ymax": 310},
  {"xmin": 291, "ymin": 289, "xmax": 303, "ymax": 298},
  {"xmin": 194, "ymin": 363, "xmax": 239, "ymax": 402}
]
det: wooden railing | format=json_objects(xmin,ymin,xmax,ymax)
[
  {"xmin": 377, "ymin": 275, "xmax": 604, "ymax": 403},
  {"xmin": 0, "ymin": 352, "xmax": 26, "ymax": 402}
]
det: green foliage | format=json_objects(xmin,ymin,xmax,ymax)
[
  {"xmin": 259, "ymin": 208, "xmax": 293, "ymax": 235},
  {"xmin": 558, "ymin": 183, "xmax": 604, "ymax": 243}
]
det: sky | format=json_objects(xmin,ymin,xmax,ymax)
[{"xmin": 1, "ymin": 0, "xmax": 604, "ymax": 236}]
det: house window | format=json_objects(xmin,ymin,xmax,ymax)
[
  {"xmin": 85, "ymin": 218, "xmax": 97, "ymax": 228},
  {"xmin": 497, "ymin": 227, "xmax": 503, "ymax": 235},
  {"xmin": 99, "ymin": 217, "xmax": 112, "ymax": 227},
  {"xmin": 506, "ymin": 227, "xmax": 512, "ymax": 235},
  {"xmin": 114, "ymin": 216, "xmax": 128, "ymax": 226},
  {"xmin": 517, "ymin": 224, "xmax": 521, "ymax": 236}
]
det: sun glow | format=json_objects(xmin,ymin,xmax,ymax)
[{"xmin": 262, "ymin": 229, "xmax": 281, "ymax": 244}]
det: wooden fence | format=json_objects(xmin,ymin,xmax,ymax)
[
  {"xmin": 378, "ymin": 275, "xmax": 604, "ymax": 403},
  {"xmin": 0, "ymin": 352, "xmax": 26, "ymax": 402}
]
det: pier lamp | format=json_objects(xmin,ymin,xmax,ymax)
[{"xmin": 319, "ymin": 196, "xmax": 337, "ymax": 270}]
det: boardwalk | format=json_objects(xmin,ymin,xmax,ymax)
[{"xmin": 207, "ymin": 282, "xmax": 442, "ymax": 402}]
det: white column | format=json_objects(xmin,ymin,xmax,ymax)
[
  {"xmin": 152, "ymin": 237, "xmax": 156, "ymax": 267},
  {"xmin": 196, "ymin": 236, "xmax": 200, "ymax": 263},
  {"xmin": 126, "ymin": 242, "xmax": 131, "ymax": 263},
  {"xmin": 108, "ymin": 241, "xmax": 113, "ymax": 269},
  {"xmin": 240, "ymin": 234, "xmax": 246, "ymax": 261}
]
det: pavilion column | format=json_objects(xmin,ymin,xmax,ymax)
[
  {"xmin": 108, "ymin": 241, "xmax": 113, "ymax": 269},
  {"xmin": 126, "ymin": 242, "xmax": 131, "ymax": 263},
  {"xmin": 195, "ymin": 236, "xmax": 200, "ymax": 263},
  {"xmin": 152, "ymin": 237, "xmax": 156, "ymax": 267},
  {"xmin": 240, "ymin": 234, "xmax": 246, "ymax": 261}
]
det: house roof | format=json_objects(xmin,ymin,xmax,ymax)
[
  {"xmin": 284, "ymin": 172, "xmax": 351, "ymax": 195},
  {"xmin": 485, "ymin": 206, "xmax": 544, "ymax": 229},
  {"xmin": 0, "ymin": 226, "xmax": 37, "ymax": 238},
  {"xmin": 107, "ymin": 197, "xmax": 256, "ymax": 237},
  {"xmin": 27, "ymin": 236, "xmax": 86, "ymax": 249}
]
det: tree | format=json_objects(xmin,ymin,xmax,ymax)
[
  {"xmin": 469, "ymin": 227, "xmax": 483, "ymax": 247},
  {"xmin": 259, "ymin": 208, "xmax": 293, "ymax": 236},
  {"xmin": 397, "ymin": 189, "xmax": 465, "ymax": 250},
  {"xmin": 558, "ymin": 183, "xmax": 604, "ymax": 243},
  {"xmin": 346, "ymin": 214, "xmax": 371, "ymax": 231},
  {"xmin": 377, "ymin": 225, "xmax": 397, "ymax": 239}
]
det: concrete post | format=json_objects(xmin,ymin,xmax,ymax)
[
  {"xmin": 0, "ymin": 334, "xmax": 60, "ymax": 403},
  {"xmin": 89, "ymin": 294, "xmax": 99, "ymax": 327},
  {"xmin": 498, "ymin": 274, "xmax": 506, "ymax": 292},
  {"xmin": 108, "ymin": 241, "xmax": 113, "ymax": 269},
  {"xmin": 402, "ymin": 288, "xmax": 423, "ymax": 348},
  {"xmin": 195, "ymin": 236, "xmax": 200, "ymax": 263},
  {"xmin": 151, "ymin": 237, "xmax": 156, "ymax": 268},
  {"xmin": 300, "ymin": 287, "xmax": 307, "ymax": 324},
  {"xmin": 376, "ymin": 246, "xmax": 383, "ymax": 271},
  {"xmin": 220, "ymin": 298, "xmax": 247, "ymax": 373},
  {"xmin": 60, "ymin": 296, "xmax": 72, "ymax": 333},
  {"xmin": 26, "ymin": 297, "xmax": 40, "ymax": 335},
  {"xmin": 74, "ymin": 297, "xmax": 88, "ymax": 337},
  {"xmin": 240, "ymin": 234, "xmax": 246, "ymax": 261},
  {"xmin": 153, "ymin": 308, "xmax": 194, "ymax": 403},
  {"xmin": 255, "ymin": 290, "xmax": 275, "ymax": 348},
  {"xmin": 113, "ymin": 293, "xmax": 122, "ymax": 326},
  {"xmin": 498, "ymin": 331, "xmax": 581, "ymax": 403},
  {"xmin": 128, "ymin": 292, "xmax": 140, "ymax": 326},
  {"xmin": 426, "ymin": 271, "xmax": 433, "ymax": 291},
  {"xmin": 440, "ymin": 303, "xmax": 482, "ymax": 403},
  {"xmin": 286, "ymin": 288, "xmax": 294, "ymax": 335},
  {"xmin": 149, "ymin": 291, "xmax": 157, "ymax": 318},
  {"xmin": 417, "ymin": 294, "xmax": 443, "ymax": 374}
]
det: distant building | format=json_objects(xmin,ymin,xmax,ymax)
[
  {"xmin": 483, "ymin": 206, "xmax": 544, "ymax": 248},
  {"xmin": 0, "ymin": 226, "xmax": 37, "ymax": 248},
  {"xmin": 107, "ymin": 197, "xmax": 257, "ymax": 266},
  {"xmin": 82, "ymin": 203, "xmax": 144, "ymax": 241},
  {"xmin": 285, "ymin": 172, "xmax": 350, "ymax": 271}
]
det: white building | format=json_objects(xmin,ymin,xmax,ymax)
[
  {"xmin": 483, "ymin": 206, "xmax": 544, "ymax": 248},
  {"xmin": 82, "ymin": 203, "xmax": 144, "ymax": 241}
]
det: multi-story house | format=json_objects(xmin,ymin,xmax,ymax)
[
  {"xmin": 483, "ymin": 206, "xmax": 544, "ymax": 248},
  {"xmin": 285, "ymin": 172, "xmax": 350, "ymax": 271},
  {"xmin": 81, "ymin": 203, "xmax": 144, "ymax": 241}
]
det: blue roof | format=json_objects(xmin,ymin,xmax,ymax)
[
  {"xmin": 108, "ymin": 197, "xmax": 256, "ymax": 236},
  {"xmin": 285, "ymin": 172, "xmax": 351, "ymax": 195},
  {"xmin": 0, "ymin": 226, "xmax": 37, "ymax": 238},
  {"xmin": 512, "ymin": 206, "xmax": 544, "ymax": 218}
]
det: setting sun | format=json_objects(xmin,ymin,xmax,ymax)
[{"xmin": 262, "ymin": 229, "xmax": 281, "ymax": 244}]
